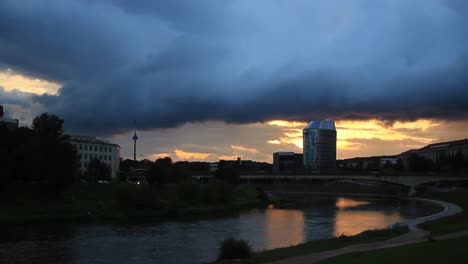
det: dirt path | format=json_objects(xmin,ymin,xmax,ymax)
[{"xmin": 268, "ymin": 199, "xmax": 463, "ymax": 264}]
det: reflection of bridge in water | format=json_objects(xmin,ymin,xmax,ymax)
[{"xmin": 194, "ymin": 174, "xmax": 468, "ymax": 187}]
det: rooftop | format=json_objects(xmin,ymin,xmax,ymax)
[
  {"xmin": 68, "ymin": 135, "xmax": 120, "ymax": 147},
  {"xmin": 419, "ymin": 138, "xmax": 468, "ymax": 151},
  {"xmin": 304, "ymin": 120, "xmax": 336, "ymax": 131}
]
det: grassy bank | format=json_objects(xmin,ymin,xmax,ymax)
[
  {"xmin": 416, "ymin": 188, "xmax": 468, "ymax": 234},
  {"xmin": 0, "ymin": 182, "xmax": 264, "ymax": 225},
  {"xmin": 228, "ymin": 227, "xmax": 408, "ymax": 264},
  {"xmin": 319, "ymin": 235, "xmax": 468, "ymax": 264}
]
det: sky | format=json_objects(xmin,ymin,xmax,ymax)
[{"xmin": 1, "ymin": 0, "xmax": 468, "ymax": 162}]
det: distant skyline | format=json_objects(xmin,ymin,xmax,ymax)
[{"xmin": 1, "ymin": 0, "xmax": 468, "ymax": 162}]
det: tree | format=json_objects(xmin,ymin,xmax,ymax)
[
  {"xmin": 85, "ymin": 158, "xmax": 111, "ymax": 182},
  {"xmin": 147, "ymin": 157, "xmax": 173, "ymax": 184},
  {"xmin": 32, "ymin": 113, "xmax": 77, "ymax": 191},
  {"xmin": 215, "ymin": 167, "xmax": 240, "ymax": 184},
  {"xmin": 33, "ymin": 113, "xmax": 68, "ymax": 143},
  {"xmin": 0, "ymin": 113, "xmax": 76, "ymax": 192}
]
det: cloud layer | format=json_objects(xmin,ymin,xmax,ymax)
[{"xmin": 1, "ymin": 0, "xmax": 468, "ymax": 135}]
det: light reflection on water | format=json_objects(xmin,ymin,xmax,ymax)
[
  {"xmin": 334, "ymin": 197, "xmax": 400, "ymax": 236},
  {"xmin": 0, "ymin": 196, "xmax": 440, "ymax": 264},
  {"xmin": 265, "ymin": 209, "xmax": 305, "ymax": 248}
]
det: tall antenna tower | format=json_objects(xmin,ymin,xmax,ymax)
[{"xmin": 132, "ymin": 121, "xmax": 138, "ymax": 161}]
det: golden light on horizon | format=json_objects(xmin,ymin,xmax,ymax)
[
  {"xmin": 218, "ymin": 154, "xmax": 240, "ymax": 160},
  {"xmin": 0, "ymin": 68, "xmax": 61, "ymax": 95},
  {"xmin": 145, "ymin": 153, "xmax": 172, "ymax": 160},
  {"xmin": 265, "ymin": 119, "xmax": 439, "ymax": 158},
  {"xmin": 230, "ymin": 144, "xmax": 258, "ymax": 153},
  {"xmin": 174, "ymin": 149, "xmax": 211, "ymax": 160}
]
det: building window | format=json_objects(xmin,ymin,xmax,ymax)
[
  {"xmin": 95, "ymin": 146, "xmax": 97, "ymax": 151},
  {"xmin": 84, "ymin": 154, "xmax": 88, "ymax": 159},
  {"xmin": 85, "ymin": 145, "xmax": 88, "ymax": 151},
  {"xmin": 79, "ymin": 144, "xmax": 82, "ymax": 150},
  {"xmin": 99, "ymin": 155, "xmax": 102, "ymax": 160},
  {"xmin": 84, "ymin": 162, "xmax": 87, "ymax": 167}
]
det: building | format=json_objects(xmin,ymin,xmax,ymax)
[
  {"xmin": 399, "ymin": 139, "xmax": 468, "ymax": 170},
  {"xmin": 273, "ymin": 152, "xmax": 303, "ymax": 173},
  {"xmin": 68, "ymin": 135, "xmax": 121, "ymax": 179},
  {"xmin": 416, "ymin": 139, "xmax": 468, "ymax": 162},
  {"xmin": 380, "ymin": 157, "xmax": 399, "ymax": 167},
  {"xmin": 0, "ymin": 105, "xmax": 19, "ymax": 130},
  {"xmin": 303, "ymin": 120, "xmax": 337, "ymax": 171}
]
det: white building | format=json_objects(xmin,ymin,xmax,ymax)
[{"xmin": 68, "ymin": 135, "xmax": 120, "ymax": 179}]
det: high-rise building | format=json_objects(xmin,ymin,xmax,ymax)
[{"xmin": 303, "ymin": 120, "xmax": 337, "ymax": 171}]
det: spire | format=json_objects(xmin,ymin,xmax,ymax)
[
  {"xmin": 132, "ymin": 130, "xmax": 138, "ymax": 161},
  {"xmin": 132, "ymin": 120, "xmax": 138, "ymax": 161}
]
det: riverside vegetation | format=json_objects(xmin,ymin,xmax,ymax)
[
  {"xmin": 0, "ymin": 182, "xmax": 264, "ymax": 225},
  {"xmin": 0, "ymin": 113, "xmax": 267, "ymax": 225}
]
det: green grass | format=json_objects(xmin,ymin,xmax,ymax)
[
  {"xmin": 0, "ymin": 182, "xmax": 263, "ymax": 224},
  {"xmin": 416, "ymin": 189, "xmax": 468, "ymax": 234},
  {"xmin": 233, "ymin": 227, "xmax": 408, "ymax": 264},
  {"xmin": 319, "ymin": 235, "xmax": 468, "ymax": 264}
]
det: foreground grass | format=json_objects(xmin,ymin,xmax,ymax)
[
  {"xmin": 0, "ymin": 182, "xmax": 263, "ymax": 225},
  {"xmin": 230, "ymin": 227, "xmax": 408, "ymax": 264},
  {"xmin": 416, "ymin": 188, "xmax": 468, "ymax": 234},
  {"xmin": 319, "ymin": 235, "xmax": 468, "ymax": 264}
]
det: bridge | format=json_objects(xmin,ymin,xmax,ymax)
[{"xmin": 194, "ymin": 174, "xmax": 468, "ymax": 187}]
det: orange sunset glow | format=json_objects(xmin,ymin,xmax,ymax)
[
  {"xmin": 267, "ymin": 119, "xmax": 445, "ymax": 159},
  {"xmin": 0, "ymin": 68, "xmax": 61, "ymax": 95}
]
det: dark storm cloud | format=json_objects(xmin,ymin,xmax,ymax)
[
  {"xmin": 0, "ymin": 87, "xmax": 34, "ymax": 107},
  {"xmin": 1, "ymin": 0, "xmax": 468, "ymax": 135}
]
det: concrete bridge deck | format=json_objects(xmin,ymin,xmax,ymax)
[{"xmin": 194, "ymin": 174, "xmax": 467, "ymax": 187}]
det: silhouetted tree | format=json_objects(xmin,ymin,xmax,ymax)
[
  {"xmin": 147, "ymin": 157, "xmax": 173, "ymax": 184},
  {"xmin": 0, "ymin": 113, "xmax": 77, "ymax": 193},
  {"xmin": 32, "ymin": 113, "xmax": 77, "ymax": 191},
  {"xmin": 215, "ymin": 167, "xmax": 240, "ymax": 184},
  {"xmin": 85, "ymin": 158, "xmax": 111, "ymax": 182}
]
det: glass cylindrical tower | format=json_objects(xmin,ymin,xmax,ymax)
[{"xmin": 303, "ymin": 120, "xmax": 337, "ymax": 172}]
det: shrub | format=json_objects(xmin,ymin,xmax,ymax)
[
  {"xmin": 178, "ymin": 183, "xmax": 201, "ymax": 204},
  {"xmin": 201, "ymin": 181, "xmax": 233, "ymax": 204},
  {"xmin": 218, "ymin": 238, "xmax": 252, "ymax": 260},
  {"xmin": 113, "ymin": 185, "xmax": 158, "ymax": 210}
]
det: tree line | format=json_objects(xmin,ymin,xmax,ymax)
[{"xmin": 0, "ymin": 113, "xmax": 76, "ymax": 192}]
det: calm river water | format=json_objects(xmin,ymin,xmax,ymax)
[{"xmin": 0, "ymin": 195, "xmax": 441, "ymax": 264}]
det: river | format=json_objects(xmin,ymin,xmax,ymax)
[{"xmin": 0, "ymin": 195, "xmax": 441, "ymax": 264}]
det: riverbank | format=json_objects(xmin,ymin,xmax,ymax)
[
  {"xmin": 0, "ymin": 182, "xmax": 264, "ymax": 225},
  {"xmin": 221, "ymin": 188, "xmax": 467, "ymax": 264}
]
